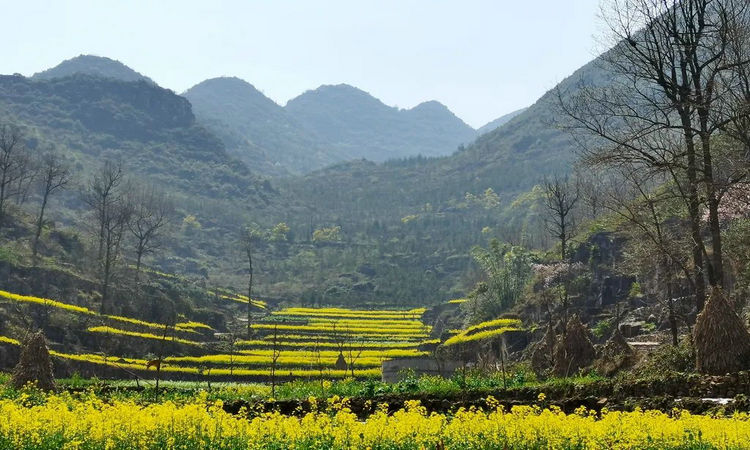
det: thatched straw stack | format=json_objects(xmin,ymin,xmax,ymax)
[
  {"xmin": 553, "ymin": 315, "xmax": 596, "ymax": 377},
  {"xmin": 594, "ymin": 328, "xmax": 634, "ymax": 376},
  {"xmin": 530, "ymin": 323, "xmax": 556, "ymax": 377},
  {"xmin": 694, "ymin": 287, "xmax": 750, "ymax": 375},
  {"xmin": 10, "ymin": 331, "xmax": 56, "ymax": 391},
  {"xmin": 334, "ymin": 352, "xmax": 347, "ymax": 371}
]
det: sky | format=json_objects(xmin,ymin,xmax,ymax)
[{"xmin": 4, "ymin": 0, "xmax": 604, "ymax": 128}]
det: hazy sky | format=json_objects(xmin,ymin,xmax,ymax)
[{"xmin": 5, "ymin": 0, "xmax": 604, "ymax": 128}]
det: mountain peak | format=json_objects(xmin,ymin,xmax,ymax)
[
  {"xmin": 189, "ymin": 76, "xmax": 256, "ymax": 91},
  {"xmin": 409, "ymin": 100, "xmax": 449, "ymax": 112},
  {"xmin": 288, "ymin": 84, "xmax": 381, "ymax": 107},
  {"xmin": 316, "ymin": 83, "xmax": 367, "ymax": 93},
  {"xmin": 184, "ymin": 77, "xmax": 274, "ymax": 106},
  {"xmin": 32, "ymin": 55, "xmax": 155, "ymax": 85}
]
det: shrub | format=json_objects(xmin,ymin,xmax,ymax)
[{"xmin": 635, "ymin": 337, "xmax": 695, "ymax": 378}]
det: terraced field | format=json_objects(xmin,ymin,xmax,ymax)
[
  {"xmin": 0, "ymin": 288, "xmax": 437, "ymax": 381},
  {"xmin": 444, "ymin": 318, "xmax": 523, "ymax": 346}
]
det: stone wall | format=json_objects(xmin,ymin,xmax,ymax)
[{"xmin": 382, "ymin": 357, "xmax": 462, "ymax": 382}]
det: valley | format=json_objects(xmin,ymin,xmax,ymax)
[{"xmin": 1, "ymin": 1, "xmax": 750, "ymax": 447}]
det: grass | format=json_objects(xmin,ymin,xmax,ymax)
[{"xmin": 0, "ymin": 366, "xmax": 605, "ymax": 405}]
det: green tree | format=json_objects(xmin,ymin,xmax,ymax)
[
  {"xmin": 464, "ymin": 239, "xmax": 534, "ymax": 324},
  {"xmin": 269, "ymin": 222, "xmax": 290, "ymax": 242},
  {"xmin": 312, "ymin": 225, "xmax": 341, "ymax": 243}
]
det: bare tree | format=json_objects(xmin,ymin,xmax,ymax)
[
  {"xmin": 0, "ymin": 124, "xmax": 32, "ymax": 226},
  {"xmin": 84, "ymin": 161, "xmax": 124, "ymax": 262},
  {"xmin": 559, "ymin": 0, "xmax": 750, "ymax": 310},
  {"xmin": 270, "ymin": 324, "xmax": 281, "ymax": 397},
  {"xmin": 345, "ymin": 335, "xmax": 365, "ymax": 378},
  {"xmin": 542, "ymin": 174, "xmax": 580, "ymax": 260},
  {"xmin": 576, "ymin": 168, "xmax": 604, "ymax": 220},
  {"xmin": 32, "ymin": 150, "xmax": 70, "ymax": 261},
  {"xmin": 128, "ymin": 186, "xmax": 173, "ymax": 281},
  {"xmin": 314, "ymin": 337, "xmax": 325, "ymax": 395},
  {"xmin": 149, "ymin": 321, "xmax": 176, "ymax": 397},
  {"xmin": 598, "ymin": 166, "xmax": 692, "ymax": 344},
  {"xmin": 100, "ymin": 200, "xmax": 131, "ymax": 314},
  {"xmin": 241, "ymin": 227, "xmax": 262, "ymax": 337},
  {"xmin": 84, "ymin": 162, "xmax": 131, "ymax": 313},
  {"xmin": 12, "ymin": 152, "xmax": 37, "ymax": 208}
]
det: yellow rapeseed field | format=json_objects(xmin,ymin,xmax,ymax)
[
  {"xmin": 0, "ymin": 288, "xmax": 212, "ymax": 333},
  {"xmin": 250, "ymin": 323, "xmax": 430, "ymax": 337},
  {"xmin": 86, "ymin": 326, "xmax": 202, "ymax": 346},
  {"xmin": 236, "ymin": 338, "xmax": 434, "ymax": 349},
  {"xmin": 444, "ymin": 318, "xmax": 523, "ymax": 346},
  {"xmin": 273, "ymin": 307, "xmax": 425, "ymax": 320},
  {"xmin": 0, "ymin": 393, "xmax": 748, "ymax": 449}
]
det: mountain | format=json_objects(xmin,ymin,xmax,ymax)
[
  {"xmin": 286, "ymin": 53, "xmax": 615, "ymax": 234},
  {"xmin": 32, "ymin": 54, "xmax": 155, "ymax": 85},
  {"xmin": 0, "ymin": 71, "xmax": 279, "ymax": 277},
  {"xmin": 285, "ymin": 84, "xmax": 476, "ymax": 162},
  {"xmin": 183, "ymin": 77, "xmax": 335, "ymax": 176},
  {"xmin": 1, "ymin": 50, "xmax": 614, "ymax": 305},
  {"xmin": 185, "ymin": 81, "xmax": 477, "ymax": 175},
  {"xmin": 476, "ymin": 107, "xmax": 528, "ymax": 135}
]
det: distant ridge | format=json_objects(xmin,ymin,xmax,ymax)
[
  {"xmin": 285, "ymin": 84, "xmax": 476, "ymax": 162},
  {"xmin": 183, "ymin": 77, "xmax": 336, "ymax": 176},
  {"xmin": 476, "ymin": 107, "xmax": 528, "ymax": 135},
  {"xmin": 185, "ymin": 80, "xmax": 477, "ymax": 175}
]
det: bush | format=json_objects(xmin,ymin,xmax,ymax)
[
  {"xmin": 592, "ymin": 318, "xmax": 614, "ymax": 339},
  {"xmin": 635, "ymin": 338, "xmax": 695, "ymax": 378}
]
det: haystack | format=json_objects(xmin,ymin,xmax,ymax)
[
  {"xmin": 694, "ymin": 287, "xmax": 750, "ymax": 375},
  {"xmin": 530, "ymin": 323, "xmax": 556, "ymax": 377},
  {"xmin": 594, "ymin": 328, "xmax": 634, "ymax": 376},
  {"xmin": 334, "ymin": 352, "xmax": 347, "ymax": 371},
  {"xmin": 553, "ymin": 315, "xmax": 596, "ymax": 377},
  {"xmin": 10, "ymin": 331, "xmax": 56, "ymax": 391},
  {"xmin": 604, "ymin": 327, "xmax": 632, "ymax": 355}
]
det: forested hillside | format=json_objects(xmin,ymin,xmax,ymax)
[{"xmin": 0, "ymin": 74, "xmax": 269, "ymax": 201}]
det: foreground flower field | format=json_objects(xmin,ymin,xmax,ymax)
[{"xmin": 1, "ymin": 393, "xmax": 749, "ymax": 449}]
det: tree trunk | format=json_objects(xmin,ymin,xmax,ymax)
[
  {"xmin": 32, "ymin": 192, "xmax": 50, "ymax": 261},
  {"xmin": 247, "ymin": 245, "xmax": 253, "ymax": 338},
  {"xmin": 0, "ymin": 173, "xmax": 7, "ymax": 227},
  {"xmin": 135, "ymin": 244, "xmax": 144, "ymax": 284},
  {"xmin": 682, "ymin": 118, "xmax": 707, "ymax": 313},
  {"xmin": 702, "ymin": 133, "xmax": 724, "ymax": 288},
  {"xmin": 666, "ymin": 266, "xmax": 678, "ymax": 346},
  {"xmin": 101, "ymin": 237, "xmax": 112, "ymax": 314}
]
